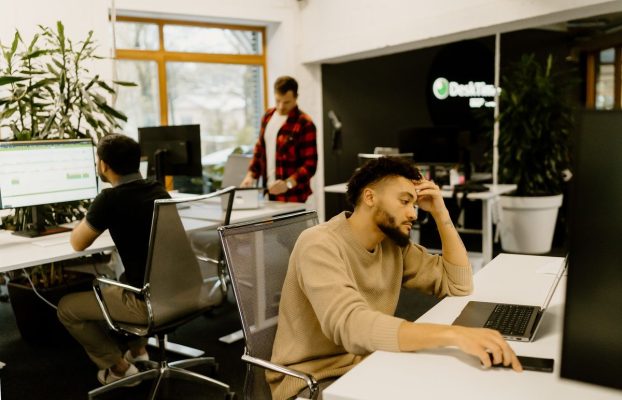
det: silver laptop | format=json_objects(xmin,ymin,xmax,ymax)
[
  {"xmin": 222, "ymin": 154, "xmax": 252, "ymax": 188},
  {"xmin": 452, "ymin": 256, "xmax": 568, "ymax": 342},
  {"xmin": 221, "ymin": 187, "xmax": 262, "ymax": 210}
]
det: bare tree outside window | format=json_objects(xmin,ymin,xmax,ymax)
[{"xmin": 113, "ymin": 17, "xmax": 266, "ymax": 169}]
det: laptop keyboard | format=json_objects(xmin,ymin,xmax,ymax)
[{"xmin": 484, "ymin": 304, "xmax": 535, "ymax": 336}]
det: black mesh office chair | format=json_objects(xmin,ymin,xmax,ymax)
[
  {"xmin": 218, "ymin": 211, "xmax": 320, "ymax": 400},
  {"xmin": 88, "ymin": 188, "xmax": 237, "ymax": 399}
]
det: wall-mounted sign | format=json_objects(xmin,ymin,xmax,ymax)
[{"xmin": 432, "ymin": 77, "xmax": 501, "ymax": 108}]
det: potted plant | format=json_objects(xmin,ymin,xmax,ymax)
[
  {"xmin": 6, "ymin": 260, "xmax": 98, "ymax": 343},
  {"xmin": 497, "ymin": 53, "xmax": 575, "ymax": 254},
  {"xmin": 0, "ymin": 22, "xmax": 133, "ymax": 340}
]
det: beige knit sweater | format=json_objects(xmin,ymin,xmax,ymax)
[{"xmin": 268, "ymin": 212, "xmax": 473, "ymax": 399}]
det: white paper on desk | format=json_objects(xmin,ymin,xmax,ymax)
[{"xmin": 536, "ymin": 259, "xmax": 563, "ymax": 275}]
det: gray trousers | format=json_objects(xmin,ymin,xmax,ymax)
[{"xmin": 57, "ymin": 286, "xmax": 148, "ymax": 370}]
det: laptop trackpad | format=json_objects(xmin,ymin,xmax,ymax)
[{"xmin": 453, "ymin": 301, "xmax": 497, "ymax": 327}]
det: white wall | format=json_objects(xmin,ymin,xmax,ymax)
[
  {"xmin": 298, "ymin": 0, "xmax": 622, "ymax": 63},
  {"xmin": 0, "ymin": 0, "xmax": 112, "ymax": 79}
]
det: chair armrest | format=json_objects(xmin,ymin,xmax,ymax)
[
  {"xmin": 241, "ymin": 354, "xmax": 319, "ymax": 400},
  {"xmin": 92, "ymin": 277, "xmax": 144, "ymax": 332},
  {"xmin": 95, "ymin": 277, "xmax": 143, "ymax": 294},
  {"xmin": 196, "ymin": 255, "xmax": 219, "ymax": 265}
]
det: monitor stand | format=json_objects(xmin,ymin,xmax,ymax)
[
  {"xmin": 154, "ymin": 149, "xmax": 169, "ymax": 186},
  {"xmin": 12, "ymin": 206, "xmax": 72, "ymax": 238}
]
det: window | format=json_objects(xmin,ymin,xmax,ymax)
[
  {"xmin": 586, "ymin": 45, "xmax": 621, "ymax": 109},
  {"xmin": 113, "ymin": 17, "xmax": 266, "ymax": 161},
  {"xmin": 595, "ymin": 48, "xmax": 615, "ymax": 109}
]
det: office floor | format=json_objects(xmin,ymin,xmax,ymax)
[{"xmin": 0, "ymin": 297, "xmax": 246, "ymax": 400}]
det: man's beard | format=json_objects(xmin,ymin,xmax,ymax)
[
  {"xmin": 375, "ymin": 209, "xmax": 411, "ymax": 247},
  {"xmin": 98, "ymin": 165, "xmax": 109, "ymax": 183}
]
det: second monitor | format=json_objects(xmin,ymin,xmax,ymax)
[{"xmin": 138, "ymin": 124, "xmax": 203, "ymax": 185}]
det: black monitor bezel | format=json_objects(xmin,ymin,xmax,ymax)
[{"xmin": 138, "ymin": 124, "xmax": 203, "ymax": 179}]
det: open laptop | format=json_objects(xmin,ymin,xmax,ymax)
[
  {"xmin": 222, "ymin": 154, "xmax": 252, "ymax": 188},
  {"xmin": 452, "ymin": 256, "xmax": 568, "ymax": 342},
  {"xmin": 220, "ymin": 154, "xmax": 262, "ymax": 210},
  {"xmin": 221, "ymin": 187, "xmax": 262, "ymax": 210}
]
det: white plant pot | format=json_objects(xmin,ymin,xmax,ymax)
[{"xmin": 499, "ymin": 194, "xmax": 563, "ymax": 254}]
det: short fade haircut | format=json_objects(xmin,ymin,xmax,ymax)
[
  {"xmin": 346, "ymin": 157, "xmax": 422, "ymax": 207},
  {"xmin": 274, "ymin": 76, "xmax": 298, "ymax": 97},
  {"xmin": 97, "ymin": 133, "xmax": 141, "ymax": 176}
]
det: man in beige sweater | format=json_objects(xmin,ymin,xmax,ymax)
[{"xmin": 269, "ymin": 157, "xmax": 522, "ymax": 399}]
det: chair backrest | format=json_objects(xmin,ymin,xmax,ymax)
[
  {"xmin": 143, "ymin": 187, "xmax": 235, "ymax": 329},
  {"xmin": 222, "ymin": 153, "xmax": 252, "ymax": 188},
  {"xmin": 219, "ymin": 211, "xmax": 318, "ymax": 360}
]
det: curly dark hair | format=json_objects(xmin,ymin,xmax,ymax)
[{"xmin": 346, "ymin": 157, "xmax": 421, "ymax": 207}]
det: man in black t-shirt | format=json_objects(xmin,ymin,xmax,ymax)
[{"xmin": 58, "ymin": 134, "xmax": 170, "ymax": 386}]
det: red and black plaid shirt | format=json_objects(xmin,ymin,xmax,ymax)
[{"xmin": 248, "ymin": 106, "xmax": 317, "ymax": 203}]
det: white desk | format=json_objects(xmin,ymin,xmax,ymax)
[
  {"xmin": 324, "ymin": 183, "xmax": 516, "ymax": 265},
  {"xmin": 0, "ymin": 200, "xmax": 305, "ymax": 274},
  {"xmin": 0, "ymin": 229, "xmax": 115, "ymax": 274},
  {"xmin": 323, "ymin": 254, "xmax": 622, "ymax": 400},
  {"xmin": 179, "ymin": 199, "xmax": 305, "ymax": 230}
]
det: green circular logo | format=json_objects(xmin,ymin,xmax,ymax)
[{"xmin": 432, "ymin": 77, "xmax": 449, "ymax": 100}]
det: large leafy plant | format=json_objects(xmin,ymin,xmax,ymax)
[
  {"xmin": 498, "ymin": 54, "xmax": 575, "ymax": 196},
  {"xmin": 0, "ymin": 22, "xmax": 133, "ymax": 287},
  {"xmin": 0, "ymin": 21, "xmax": 134, "ymax": 140}
]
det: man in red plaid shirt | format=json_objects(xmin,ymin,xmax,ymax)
[{"xmin": 241, "ymin": 76, "xmax": 318, "ymax": 203}]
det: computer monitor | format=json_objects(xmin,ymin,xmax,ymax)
[
  {"xmin": 561, "ymin": 110, "xmax": 622, "ymax": 391},
  {"xmin": 138, "ymin": 124, "xmax": 203, "ymax": 185},
  {"xmin": 357, "ymin": 153, "xmax": 414, "ymax": 167},
  {"xmin": 398, "ymin": 126, "xmax": 470, "ymax": 163},
  {"xmin": 398, "ymin": 126, "xmax": 471, "ymax": 180},
  {"xmin": 0, "ymin": 139, "xmax": 98, "ymax": 237}
]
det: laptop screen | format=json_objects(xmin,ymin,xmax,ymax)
[{"xmin": 541, "ymin": 255, "xmax": 569, "ymax": 310}]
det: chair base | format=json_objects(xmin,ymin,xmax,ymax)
[
  {"xmin": 88, "ymin": 357, "xmax": 233, "ymax": 400},
  {"xmin": 147, "ymin": 336, "xmax": 205, "ymax": 357}
]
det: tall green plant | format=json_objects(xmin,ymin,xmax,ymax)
[
  {"xmin": 0, "ymin": 21, "xmax": 135, "ymax": 140},
  {"xmin": 498, "ymin": 54, "xmax": 575, "ymax": 196}
]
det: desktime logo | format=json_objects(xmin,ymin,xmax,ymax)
[
  {"xmin": 432, "ymin": 78, "xmax": 450, "ymax": 100},
  {"xmin": 432, "ymin": 77, "xmax": 501, "ymax": 108}
]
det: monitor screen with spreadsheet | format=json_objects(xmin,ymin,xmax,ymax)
[{"xmin": 0, "ymin": 139, "xmax": 98, "ymax": 209}]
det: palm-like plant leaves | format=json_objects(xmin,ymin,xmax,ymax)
[
  {"xmin": 0, "ymin": 21, "xmax": 134, "ymax": 140},
  {"xmin": 498, "ymin": 54, "xmax": 575, "ymax": 196}
]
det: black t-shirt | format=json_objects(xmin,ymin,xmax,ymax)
[{"xmin": 86, "ymin": 177, "xmax": 170, "ymax": 287}]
